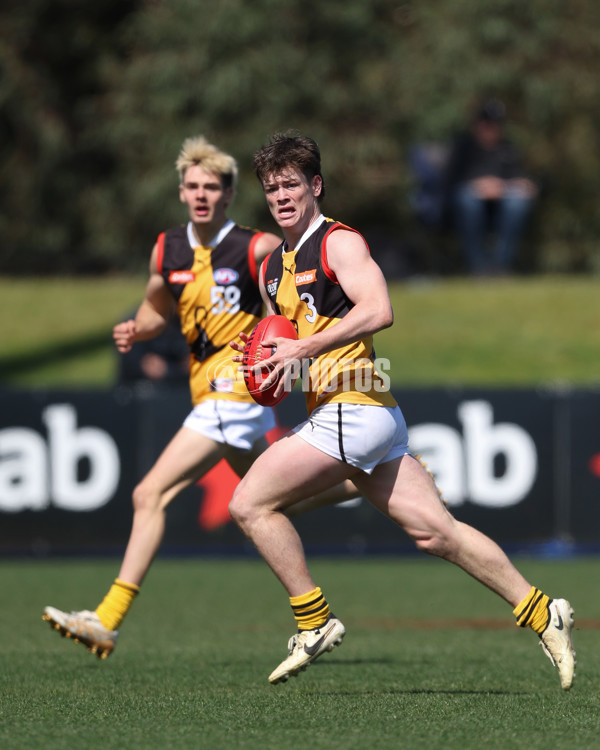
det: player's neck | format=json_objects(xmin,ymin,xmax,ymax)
[
  {"xmin": 192, "ymin": 217, "xmax": 229, "ymax": 247},
  {"xmin": 280, "ymin": 210, "xmax": 322, "ymax": 252},
  {"xmin": 282, "ymin": 211, "xmax": 323, "ymax": 253}
]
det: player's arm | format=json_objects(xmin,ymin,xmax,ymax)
[
  {"xmin": 113, "ymin": 243, "xmax": 175, "ymax": 354},
  {"xmin": 324, "ymin": 228, "xmax": 394, "ymax": 341},
  {"xmin": 272, "ymin": 229, "xmax": 393, "ymax": 364}
]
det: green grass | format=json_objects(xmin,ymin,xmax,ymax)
[
  {"xmin": 0, "ymin": 276, "xmax": 144, "ymax": 387},
  {"xmin": 1, "ymin": 274, "xmax": 600, "ymax": 388},
  {"xmin": 382, "ymin": 274, "xmax": 600, "ymax": 386},
  {"xmin": 1, "ymin": 557, "xmax": 599, "ymax": 750}
]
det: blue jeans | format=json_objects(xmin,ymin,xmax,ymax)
[{"xmin": 452, "ymin": 182, "xmax": 535, "ymax": 274}]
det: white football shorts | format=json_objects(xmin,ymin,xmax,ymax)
[
  {"xmin": 293, "ymin": 403, "xmax": 411, "ymax": 474},
  {"xmin": 183, "ymin": 399, "xmax": 276, "ymax": 452}
]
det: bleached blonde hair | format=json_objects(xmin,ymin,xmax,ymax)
[{"xmin": 175, "ymin": 135, "xmax": 238, "ymax": 191}]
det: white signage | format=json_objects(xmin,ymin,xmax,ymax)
[
  {"xmin": 409, "ymin": 400, "xmax": 537, "ymax": 508},
  {"xmin": 0, "ymin": 404, "xmax": 120, "ymax": 512}
]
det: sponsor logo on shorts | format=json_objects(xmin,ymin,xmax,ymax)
[
  {"xmin": 213, "ymin": 268, "xmax": 239, "ymax": 284},
  {"xmin": 168, "ymin": 270, "xmax": 195, "ymax": 284},
  {"xmin": 295, "ymin": 269, "xmax": 316, "ymax": 286}
]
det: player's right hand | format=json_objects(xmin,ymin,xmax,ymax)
[{"xmin": 113, "ymin": 319, "xmax": 137, "ymax": 353}]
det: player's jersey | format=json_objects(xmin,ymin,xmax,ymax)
[
  {"xmin": 262, "ymin": 215, "xmax": 396, "ymax": 415},
  {"xmin": 157, "ymin": 220, "xmax": 265, "ymax": 404}
]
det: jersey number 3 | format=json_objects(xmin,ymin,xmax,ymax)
[{"xmin": 300, "ymin": 292, "xmax": 317, "ymax": 323}]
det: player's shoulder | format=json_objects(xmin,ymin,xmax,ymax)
[
  {"xmin": 324, "ymin": 220, "xmax": 367, "ymax": 249},
  {"xmin": 158, "ymin": 225, "xmax": 194, "ymax": 272},
  {"xmin": 228, "ymin": 222, "xmax": 258, "ymax": 238},
  {"xmin": 255, "ymin": 231, "xmax": 282, "ymax": 255},
  {"xmin": 157, "ymin": 224, "xmax": 189, "ymax": 252},
  {"xmin": 162, "ymin": 224, "xmax": 188, "ymax": 241}
]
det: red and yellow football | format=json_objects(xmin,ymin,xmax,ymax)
[{"xmin": 242, "ymin": 315, "xmax": 298, "ymax": 407}]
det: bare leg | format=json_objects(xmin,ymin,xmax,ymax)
[
  {"xmin": 226, "ymin": 436, "xmax": 269, "ymax": 476},
  {"xmin": 229, "ymin": 433, "xmax": 359, "ymax": 596},
  {"xmin": 118, "ymin": 427, "xmax": 229, "ymax": 584},
  {"xmin": 229, "ymin": 434, "xmax": 360, "ymax": 518},
  {"xmin": 228, "ymin": 434, "xmax": 360, "ymax": 519},
  {"xmin": 120, "ymin": 425, "xmax": 357, "ymax": 586},
  {"xmin": 355, "ymin": 454, "xmax": 531, "ymax": 607},
  {"xmin": 286, "ymin": 479, "xmax": 360, "ymax": 516}
]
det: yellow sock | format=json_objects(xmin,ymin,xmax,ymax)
[
  {"xmin": 513, "ymin": 586, "xmax": 551, "ymax": 634},
  {"xmin": 290, "ymin": 586, "xmax": 331, "ymax": 631},
  {"xmin": 95, "ymin": 579, "xmax": 140, "ymax": 631}
]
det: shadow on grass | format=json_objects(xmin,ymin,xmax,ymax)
[{"xmin": 0, "ymin": 329, "xmax": 111, "ymax": 379}]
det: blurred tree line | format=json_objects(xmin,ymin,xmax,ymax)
[{"xmin": 1, "ymin": 0, "xmax": 599, "ymax": 275}]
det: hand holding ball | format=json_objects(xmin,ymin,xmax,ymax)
[{"xmin": 242, "ymin": 316, "xmax": 298, "ymax": 406}]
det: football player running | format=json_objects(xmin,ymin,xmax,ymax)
[{"xmin": 229, "ymin": 132, "xmax": 576, "ymax": 690}]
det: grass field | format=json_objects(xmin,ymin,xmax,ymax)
[
  {"xmin": 2, "ymin": 275, "xmax": 599, "ymax": 747},
  {"xmin": 1, "ymin": 274, "xmax": 600, "ymax": 388},
  {"xmin": 2, "ymin": 557, "xmax": 599, "ymax": 750}
]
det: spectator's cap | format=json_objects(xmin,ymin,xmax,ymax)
[{"xmin": 477, "ymin": 98, "xmax": 506, "ymax": 123}]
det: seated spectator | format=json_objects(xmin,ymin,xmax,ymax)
[
  {"xmin": 116, "ymin": 310, "xmax": 189, "ymax": 386},
  {"xmin": 444, "ymin": 99, "xmax": 538, "ymax": 276}
]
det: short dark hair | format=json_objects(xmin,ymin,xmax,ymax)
[{"xmin": 253, "ymin": 132, "xmax": 325, "ymax": 202}]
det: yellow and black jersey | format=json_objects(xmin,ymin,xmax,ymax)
[
  {"xmin": 262, "ymin": 216, "xmax": 396, "ymax": 415},
  {"xmin": 158, "ymin": 220, "xmax": 265, "ymax": 404}
]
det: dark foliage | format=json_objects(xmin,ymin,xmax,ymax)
[{"xmin": 1, "ymin": 0, "xmax": 599, "ymax": 275}]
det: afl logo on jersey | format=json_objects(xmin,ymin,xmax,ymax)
[
  {"xmin": 266, "ymin": 278, "xmax": 279, "ymax": 296},
  {"xmin": 213, "ymin": 268, "xmax": 239, "ymax": 285}
]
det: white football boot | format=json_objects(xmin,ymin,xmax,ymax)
[
  {"xmin": 42, "ymin": 606, "xmax": 118, "ymax": 659},
  {"xmin": 539, "ymin": 598, "xmax": 576, "ymax": 690},
  {"xmin": 269, "ymin": 616, "xmax": 345, "ymax": 684}
]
